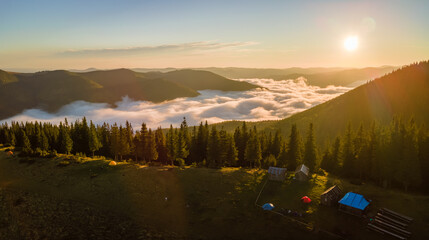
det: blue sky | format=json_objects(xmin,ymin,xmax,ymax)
[{"xmin": 1, "ymin": 0, "xmax": 428, "ymax": 70}]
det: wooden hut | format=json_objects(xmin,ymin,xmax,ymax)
[
  {"xmin": 320, "ymin": 185, "xmax": 342, "ymax": 206},
  {"xmin": 267, "ymin": 167, "xmax": 287, "ymax": 181},
  {"xmin": 294, "ymin": 164, "xmax": 310, "ymax": 181},
  {"xmin": 338, "ymin": 192, "xmax": 370, "ymax": 216}
]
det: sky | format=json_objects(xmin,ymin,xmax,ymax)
[{"xmin": 1, "ymin": 0, "xmax": 428, "ymax": 70}]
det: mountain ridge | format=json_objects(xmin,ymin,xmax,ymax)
[{"xmin": 0, "ymin": 69, "xmax": 258, "ymax": 120}]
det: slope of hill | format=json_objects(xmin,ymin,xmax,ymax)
[
  {"xmin": 0, "ymin": 69, "xmax": 257, "ymax": 120},
  {"xmin": 270, "ymin": 67, "xmax": 397, "ymax": 87},
  {"xmin": 0, "ymin": 70, "xmax": 103, "ymax": 119},
  {"xmin": 134, "ymin": 67, "xmax": 397, "ymax": 87},
  {"xmin": 215, "ymin": 61, "xmax": 429, "ymax": 144},
  {"xmin": 0, "ymin": 70, "xmax": 18, "ymax": 85},
  {"xmin": 144, "ymin": 69, "xmax": 257, "ymax": 91}
]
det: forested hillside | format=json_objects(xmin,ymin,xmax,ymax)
[
  {"xmin": 1, "ymin": 115, "xmax": 428, "ymax": 193},
  {"xmin": 215, "ymin": 61, "xmax": 429, "ymax": 145}
]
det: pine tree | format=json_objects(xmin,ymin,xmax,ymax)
[
  {"xmin": 166, "ymin": 125, "xmax": 176, "ymax": 165},
  {"xmin": 59, "ymin": 123, "xmax": 73, "ymax": 154},
  {"xmin": 119, "ymin": 125, "xmax": 130, "ymax": 161},
  {"xmin": 354, "ymin": 123, "xmax": 368, "ymax": 179},
  {"xmin": 399, "ymin": 118, "xmax": 421, "ymax": 191},
  {"xmin": 88, "ymin": 121, "xmax": 102, "ymax": 157},
  {"xmin": 155, "ymin": 127, "xmax": 168, "ymax": 164},
  {"xmin": 207, "ymin": 126, "xmax": 220, "ymax": 168},
  {"xmin": 286, "ymin": 124, "xmax": 302, "ymax": 170},
  {"xmin": 234, "ymin": 122, "xmax": 248, "ymax": 167},
  {"xmin": 245, "ymin": 127, "xmax": 262, "ymax": 168},
  {"xmin": 303, "ymin": 123, "xmax": 317, "ymax": 173},
  {"xmin": 196, "ymin": 121, "xmax": 209, "ymax": 163},
  {"xmin": 342, "ymin": 123, "xmax": 355, "ymax": 177},
  {"xmin": 320, "ymin": 146, "xmax": 332, "ymax": 172},
  {"xmin": 139, "ymin": 123, "xmax": 149, "ymax": 162},
  {"xmin": 39, "ymin": 130, "xmax": 49, "ymax": 152},
  {"xmin": 21, "ymin": 130, "xmax": 32, "ymax": 154},
  {"xmin": 271, "ymin": 130, "xmax": 282, "ymax": 158},
  {"xmin": 8, "ymin": 129, "xmax": 16, "ymax": 147},
  {"xmin": 225, "ymin": 135, "xmax": 238, "ymax": 167},
  {"xmin": 110, "ymin": 124, "xmax": 120, "ymax": 160},
  {"xmin": 176, "ymin": 118, "xmax": 190, "ymax": 161},
  {"xmin": 418, "ymin": 125, "xmax": 429, "ymax": 193},
  {"xmin": 125, "ymin": 121, "xmax": 135, "ymax": 159},
  {"xmin": 331, "ymin": 137, "xmax": 342, "ymax": 173},
  {"xmin": 146, "ymin": 129, "xmax": 158, "ymax": 162},
  {"xmin": 277, "ymin": 143, "xmax": 288, "ymax": 168}
]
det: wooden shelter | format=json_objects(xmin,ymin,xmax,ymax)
[
  {"xmin": 294, "ymin": 164, "xmax": 310, "ymax": 181},
  {"xmin": 267, "ymin": 167, "xmax": 287, "ymax": 181},
  {"xmin": 320, "ymin": 185, "xmax": 342, "ymax": 206}
]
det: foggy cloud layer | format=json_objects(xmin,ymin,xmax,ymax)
[{"xmin": 1, "ymin": 78, "xmax": 351, "ymax": 129}]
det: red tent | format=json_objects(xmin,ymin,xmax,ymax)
[{"xmin": 301, "ymin": 196, "xmax": 311, "ymax": 203}]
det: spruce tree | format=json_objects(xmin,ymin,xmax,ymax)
[
  {"xmin": 146, "ymin": 129, "xmax": 158, "ymax": 162},
  {"xmin": 342, "ymin": 123, "xmax": 355, "ymax": 177},
  {"xmin": 119, "ymin": 125, "xmax": 130, "ymax": 161},
  {"xmin": 286, "ymin": 124, "xmax": 302, "ymax": 170},
  {"xmin": 59, "ymin": 123, "xmax": 73, "ymax": 154},
  {"xmin": 166, "ymin": 125, "xmax": 176, "ymax": 165},
  {"xmin": 331, "ymin": 137, "xmax": 342, "ymax": 173},
  {"xmin": 225, "ymin": 135, "xmax": 238, "ymax": 167},
  {"xmin": 303, "ymin": 123, "xmax": 317, "ymax": 173},
  {"xmin": 139, "ymin": 123, "xmax": 149, "ymax": 162},
  {"xmin": 207, "ymin": 126, "xmax": 220, "ymax": 168},
  {"xmin": 277, "ymin": 143, "xmax": 288, "ymax": 168},
  {"xmin": 21, "ymin": 130, "xmax": 32, "ymax": 154},
  {"xmin": 155, "ymin": 127, "xmax": 168, "ymax": 164},
  {"xmin": 110, "ymin": 124, "xmax": 120, "ymax": 160},
  {"xmin": 245, "ymin": 127, "xmax": 262, "ymax": 168},
  {"xmin": 88, "ymin": 121, "xmax": 102, "ymax": 157}
]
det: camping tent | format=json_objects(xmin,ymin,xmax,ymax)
[
  {"xmin": 338, "ymin": 192, "xmax": 370, "ymax": 216},
  {"xmin": 321, "ymin": 185, "xmax": 342, "ymax": 206},
  {"xmin": 262, "ymin": 203, "xmax": 274, "ymax": 211},
  {"xmin": 301, "ymin": 196, "xmax": 311, "ymax": 203},
  {"xmin": 294, "ymin": 164, "xmax": 310, "ymax": 181},
  {"xmin": 267, "ymin": 167, "xmax": 287, "ymax": 181}
]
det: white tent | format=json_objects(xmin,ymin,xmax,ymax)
[{"xmin": 267, "ymin": 167, "xmax": 287, "ymax": 181}]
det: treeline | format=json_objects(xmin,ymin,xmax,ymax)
[
  {"xmin": 0, "ymin": 117, "xmax": 428, "ymax": 192},
  {"xmin": 320, "ymin": 117, "xmax": 429, "ymax": 192}
]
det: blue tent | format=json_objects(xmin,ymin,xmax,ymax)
[
  {"xmin": 338, "ymin": 192, "xmax": 369, "ymax": 210},
  {"xmin": 262, "ymin": 203, "xmax": 274, "ymax": 211}
]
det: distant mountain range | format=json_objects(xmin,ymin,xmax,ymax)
[
  {"xmin": 215, "ymin": 61, "xmax": 429, "ymax": 144},
  {"xmin": 131, "ymin": 66, "xmax": 397, "ymax": 87},
  {"xmin": 0, "ymin": 69, "xmax": 257, "ymax": 120}
]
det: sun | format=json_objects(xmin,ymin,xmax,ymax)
[{"xmin": 344, "ymin": 36, "xmax": 358, "ymax": 51}]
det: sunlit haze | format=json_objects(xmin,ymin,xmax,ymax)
[
  {"xmin": 1, "ymin": 0, "xmax": 429, "ymax": 70},
  {"xmin": 344, "ymin": 36, "xmax": 359, "ymax": 51}
]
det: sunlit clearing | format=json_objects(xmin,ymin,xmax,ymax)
[{"xmin": 344, "ymin": 36, "xmax": 358, "ymax": 51}]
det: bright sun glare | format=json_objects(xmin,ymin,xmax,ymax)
[{"xmin": 344, "ymin": 36, "xmax": 358, "ymax": 51}]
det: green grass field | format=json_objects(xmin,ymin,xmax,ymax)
[{"xmin": 1, "ymin": 147, "xmax": 428, "ymax": 239}]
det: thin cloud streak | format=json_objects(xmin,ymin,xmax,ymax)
[{"xmin": 57, "ymin": 41, "xmax": 259, "ymax": 57}]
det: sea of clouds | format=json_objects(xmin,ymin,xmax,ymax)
[{"xmin": 1, "ymin": 78, "xmax": 352, "ymax": 129}]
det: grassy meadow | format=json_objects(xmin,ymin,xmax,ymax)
[{"xmin": 1, "ymin": 146, "xmax": 428, "ymax": 239}]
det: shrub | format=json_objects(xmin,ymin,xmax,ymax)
[
  {"xmin": 58, "ymin": 160, "xmax": 70, "ymax": 167},
  {"xmin": 174, "ymin": 158, "xmax": 185, "ymax": 167}
]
